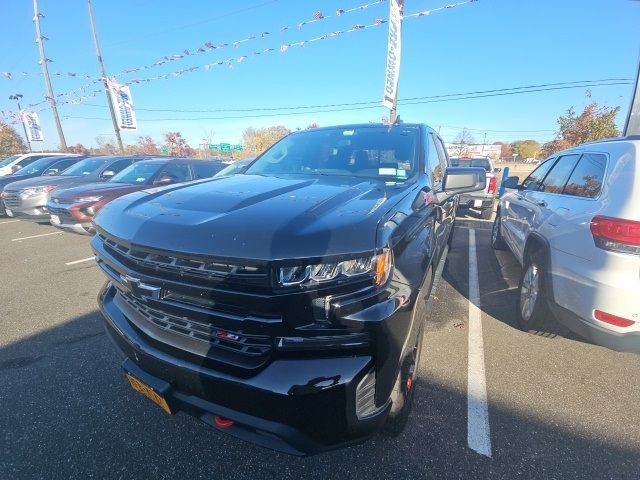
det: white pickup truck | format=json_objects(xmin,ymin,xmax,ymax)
[{"xmin": 449, "ymin": 156, "xmax": 500, "ymax": 219}]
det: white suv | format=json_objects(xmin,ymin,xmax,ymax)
[
  {"xmin": 491, "ymin": 136, "xmax": 640, "ymax": 352},
  {"xmin": 0, "ymin": 152, "xmax": 75, "ymax": 177}
]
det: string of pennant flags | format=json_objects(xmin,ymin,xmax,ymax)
[
  {"xmin": 113, "ymin": 0, "xmax": 387, "ymax": 78},
  {"xmin": 8, "ymin": 0, "xmax": 390, "ymax": 107},
  {"xmin": 4, "ymin": 0, "xmax": 478, "ymax": 120},
  {"xmin": 57, "ymin": 0, "xmax": 476, "ymax": 106}
]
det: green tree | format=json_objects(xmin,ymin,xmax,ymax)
[
  {"xmin": 0, "ymin": 122, "xmax": 27, "ymax": 157},
  {"xmin": 542, "ymin": 101, "xmax": 620, "ymax": 157},
  {"xmin": 511, "ymin": 139, "xmax": 540, "ymax": 159},
  {"xmin": 163, "ymin": 132, "xmax": 194, "ymax": 157},
  {"xmin": 68, "ymin": 144, "xmax": 90, "ymax": 155},
  {"xmin": 241, "ymin": 125, "xmax": 291, "ymax": 157}
]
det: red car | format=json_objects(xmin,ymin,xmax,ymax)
[{"xmin": 48, "ymin": 158, "xmax": 227, "ymax": 234}]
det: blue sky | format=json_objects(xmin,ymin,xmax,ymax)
[{"xmin": 1, "ymin": 0, "xmax": 639, "ymax": 150}]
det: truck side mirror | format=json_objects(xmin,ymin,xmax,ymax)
[{"xmin": 436, "ymin": 167, "xmax": 486, "ymax": 203}]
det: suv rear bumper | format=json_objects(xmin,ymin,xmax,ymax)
[
  {"xmin": 99, "ymin": 282, "xmax": 390, "ymax": 455},
  {"xmin": 550, "ymin": 302, "xmax": 640, "ymax": 353}
]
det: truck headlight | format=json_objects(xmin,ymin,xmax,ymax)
[{"xmin": 278, "ymin": 248, "xmax": 392, "ymax": 287}]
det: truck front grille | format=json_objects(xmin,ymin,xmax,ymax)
[
  {"xmin": 120, "ymin": 291, "xmax": 272, "ymax": 356},
  {"xmin": 97, "ymin": 233, "xmax": 270, "ymax": 289}
]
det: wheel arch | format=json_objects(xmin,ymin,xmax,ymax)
[{"xmin": 523, "ymin": 233, "xmax": 555, "ymax": 304}]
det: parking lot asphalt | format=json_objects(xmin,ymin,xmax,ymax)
[{"xmin": 1, "ymin": 217, "xmax": 639, "ymax": 479}]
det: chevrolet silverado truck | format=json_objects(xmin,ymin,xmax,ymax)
[
  {"xmin": 450, "ymin": 156, "xmax": 500, "ymax": 219},
  {"xmin": 92, "ymin": 123, "xmax": 485, "ymax": 455}
]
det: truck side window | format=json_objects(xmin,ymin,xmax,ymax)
[{"xmin": 426, "ymin": 134, "xmax": 444, "ymax": 187}]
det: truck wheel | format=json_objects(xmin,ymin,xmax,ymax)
[
  {"xmin": 517, "ymin": 251, "xmax": 560, "ymax": 336},
  {"xmin": 382, "ymin": 322, "xmax": 424, "ymax": 436},
  {"xmin": 480, "ymin": 208, "xmax": 493, "ymax": 220},
  {"xmin": 491, "ymin": 211, "xmax": 508, "ymax": 250}
]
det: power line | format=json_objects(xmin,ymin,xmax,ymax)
[{"xmin": 62, "ymin": 80, "xmax": 632, "ymax": 122}]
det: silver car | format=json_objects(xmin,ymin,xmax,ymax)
[
  {"xmin": 1, "ymin": 156, "xmax": 145, "ymax": 221},
  {"xmin": 491, "ymin": 136, "xmax": 640, "ymax": 352}
]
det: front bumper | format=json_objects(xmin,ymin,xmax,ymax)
[
  {"xmin": 3, "ymin": 193, "xmax": 50, "ymax": 221},
  {"xmin": 99, "ymin": 282, "xmax": 391, "ymax": 455}
]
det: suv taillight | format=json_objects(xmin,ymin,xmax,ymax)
[
  {"xmin": 590, "ymin": 216, "xmax": 640, "ymax": 255},
  {"xmin": 487, "ymin": 176, "xmax": 497, "ymax": 195}
]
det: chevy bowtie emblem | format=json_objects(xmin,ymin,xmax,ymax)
[{"xmin": 119, "ymin": 274, "xmax": 162, "ymax": 300}]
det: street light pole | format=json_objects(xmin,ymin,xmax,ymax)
[
  {"xmin": 9, "ymin": 94, "xmax": 32, "ymax": 152},
  {"xmin": 87, "ymin": 0, "xmax": 124, "ymax": 153}
]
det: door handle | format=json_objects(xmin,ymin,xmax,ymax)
[
  {"xmin": 516, "ymin": 195, "xmax": 524, "ymax": 200},
  {"xmin": 536, "ymin": 200, "xmax": 547, "ymax": 207}
]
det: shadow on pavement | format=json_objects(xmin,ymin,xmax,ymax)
[{"xmin": 1, "ymin": 311, "xmax": 638, "ymax": 479}]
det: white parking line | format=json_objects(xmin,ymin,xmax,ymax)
[
  {"xmin": 467, "ymin": 228, "xmax": 492, "ymax": 458},
  {"xmin": 65, "ymin": 256, "xmax": 95, "ymax": 266},
  {"xmin": 0, "ymin": 220, "xmax": 20, "ymax": 224},
  {"xmin": 11, "ymin": 231, "xmax": 63, "ymax": 242}
]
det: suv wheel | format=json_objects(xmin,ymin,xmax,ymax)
[
  {"xmin": 480, "ymin": 208, "xmax": 493, "ymax": 220},
  {"xmin": 491, "ymin": 211, "xmax": 508, "ymax": 250},
  {"xmin": 383, "ymin": 322, "xmax": 424, "ymax": 436},
  {"xmin": 517, "ymin": 251, "xmax": 560, "ymax": 336}
]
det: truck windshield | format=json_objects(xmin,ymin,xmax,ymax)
[
  {"xmin": 245, "ymin": 126, "xmax": 419, "ymax": 181},
  {"xmin": 450, "ymin": 158, "xmax": 491, "ymax": 172}
]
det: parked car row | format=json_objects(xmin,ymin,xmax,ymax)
[{"xmin": 0, "ymin": 155, "xmax": 230, "ymax": 234}]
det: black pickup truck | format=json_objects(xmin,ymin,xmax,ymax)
[{"xmin": 92, "ymin": 123, "xmax": 485, "ymax": 455}]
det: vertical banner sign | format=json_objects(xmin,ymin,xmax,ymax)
[
  {"xmin": 382, "ymin": 0, "xmax": 403, "ymax": 114},
  {"xmin": 108, "ymin": 80, "xmax": 138, "ymax": 130},
  {"xmin": 21, "ymin": 111, "xmax": 44, "ymax": 142}
]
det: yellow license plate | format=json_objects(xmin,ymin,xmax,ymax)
[{"xmin": 126, "ymin": 373, "xmax": 172, "ymax": 414}]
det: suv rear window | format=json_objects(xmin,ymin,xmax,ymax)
[
  {"xmin": 450, "ymin": 158, "xmax": 491, "ymax": 172},
  {"xmin": 562, "ymin": 153, "xmax": 606, "ymax": 198}
]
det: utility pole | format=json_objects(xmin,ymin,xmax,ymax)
[
  {"xmin": 624, "ymin": 51, "xmax": 640, "ymax": 136},
  {"xmin": 33, "ymin": 0, "xmax": 67, "ymax": 150},
  {"xmin": 87, "ymin": 0, "xmax": 124, "ymax": 153},
  {"xmin": 9, "ymin": 94, "xmax": 32, "ymax": 152}
]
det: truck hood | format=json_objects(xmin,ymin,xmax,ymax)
[
  {"xmin": 52, "ymin": 182, "xmax": 146, "ymax": 203},
  {"xmin": 2, "ymin": 175, "xmax": 97, "ymax": 192},
  {"xmin": 95, "ymin": 174, "xmax": 413, "ymax": 261}
]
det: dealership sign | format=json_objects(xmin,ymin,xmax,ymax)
[
  {"xmin": 382, "ymin": 0, "xmax": 403, "ymax": 111},
  {"xmin": 21, "ymin": 111, "xmax": 44, "ymax": 142},
  {"xmin": 107, "ymin": 80, "xmax": 137, "ymax": 130},
  {"xmin": 445, "ymin": 143, "xmax": 502, "ymax": 160}
]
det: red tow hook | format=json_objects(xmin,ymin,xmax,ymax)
[{"xmin": 214, "ymin": 416, "xmax": 235, "ymax": 428}]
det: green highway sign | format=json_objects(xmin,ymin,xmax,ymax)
[
  {"xmin": 208, "ymin": 144, "xmax": 220, "ymax": 151},
  {"xmin": 233, "ymin": 144, "xmax": 244, "ymax": 151},
  {"xmin": 160, "ymin": 146, "xmax": 169, "ymax": 154},
  {"xmin": 220, "ymin": 143, "xmax": 231, "ymax": 152}
]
